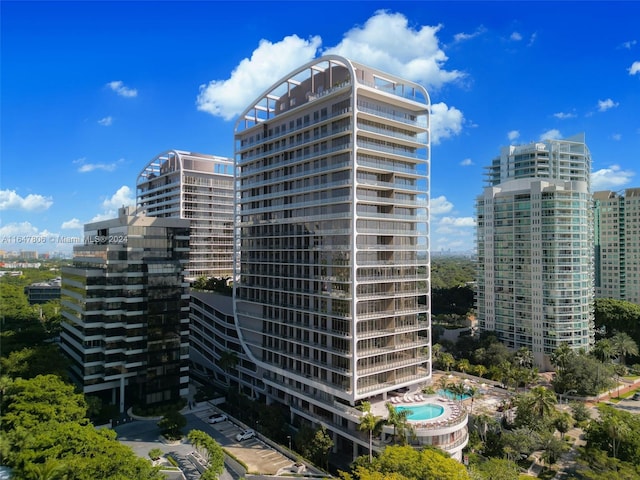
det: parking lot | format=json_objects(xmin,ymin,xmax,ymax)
[
  {"xmin": 115, "ymin": 405, "xmax": 295, "ymax": 477},
  {"xmin": 193, "ymin": 407, "xmax": 294, "ymax": 475}
]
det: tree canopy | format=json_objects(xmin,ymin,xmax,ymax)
[
  {"xmin": 0, "ymin": 375, "xmax": 163, "ymax": 479},
  {"xmin": 342, "ymin": 445, "xmax": 469, "ymax": 480}
]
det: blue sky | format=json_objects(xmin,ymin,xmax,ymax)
[{"xmin": 2, "ymin": 1, "xmax": 639, "ymax": 255}]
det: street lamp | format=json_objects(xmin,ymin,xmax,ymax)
[{"xmin": 287, "ymin": 435, "xmax": 292, "ymax": 450}]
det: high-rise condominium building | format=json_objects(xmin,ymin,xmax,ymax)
[
  {"xmin": 60, "ymin": 207, "xmax": 190, "ymax": 412},
  {"xmin": 233, "ymin": 55, "xmax": 446, "ymax": 459},
  {"xmin": 137, "ymin": 150, "xmax": 234, "ymax": 281},
  {"xmin": 594, "ymin": 188, "xmax": 640, "ymax": 305},
  {"xmin": 476, "ymin": 133, "xmax": 594, "ymax": 370}
]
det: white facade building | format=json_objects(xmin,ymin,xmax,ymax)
[
  {"xmin": 476, "ymin": 134, "xmax": 595, "ymax": 370},
  {"xmin": 594, "ymin": 188, "xmax": 640, "ymax": 305},
  {"xmin": 137, "ymin": 150, "xmax": 234, "ymax": 281},
  {"xmin": 232, "ymin": 55, "xmax": 466, "ymax": 460}
]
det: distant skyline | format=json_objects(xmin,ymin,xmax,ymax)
[{"xmin": 2, "ymin": 1, "xmax": 639, "ymax": 255}]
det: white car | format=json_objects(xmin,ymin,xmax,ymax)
[
  {"xmin": 208, "ymin": 413, "xmax": 228, "ymax": 424},
  {"xmin": 235, "ymin": 429, "xmax": 255, "ymax": 441}
]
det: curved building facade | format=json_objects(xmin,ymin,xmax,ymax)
[
  {"xmin": 136, "ymin": 150, "xmax": 234, "ymax": 281},
  {"xmin": 233, "ymin": 55, "xmax": 433, "ymax": 459}
]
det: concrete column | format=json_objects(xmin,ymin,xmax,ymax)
[{"xmin": 119, "ymin": 376, "xmax": 125, "ymax": 413}]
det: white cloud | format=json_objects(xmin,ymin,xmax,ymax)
[
  {"xmin": 61, "ymin": 218, "xmax": 83, "ymax": 229},
  {"xmin": 89, "ymin": 186, "xmax": 136, "ymax": 222},
  {"xmin": 430, "ymin": 102, "xmax": 463, "ymax": 145},
  {"xmin": 197, "ymin": 35, "xmax": 321, "ymax": 120},
  {"xmin": 620, "ymin": 40, "xmax": 637, "ymax": 49},
  {"xmin": 439, "ymin": 216, "xmax": 476, "ymax": 227},
  {"xmin": 527, "ymin": 32, "xmax": 537, "ymax": 46},
  {"xmin": 591, "ymin": 165, "xmax": 635, "ymax": 191},
  {"xmin": 539, "ymin": 129, "xmax": 562, "ymax": 141},
  {"xmin": 107, "ymin": 80, "xmax": 138, "ymax": 98},
  {"xmin": 453, "ymin": 26, "xmax": 486, "ymax": 43},
  {"xmin": 629, "ymin": 61, "xmax": 640, "ymax": 75},
  {"xmin": 325, "ymin": 11, "xmax": 464, "ymax": 90},
  {"xmin": 197, "ymin": 11, "xmax": 465, "ymax": 123},
  {"xmin": 507, "ymin": 130, "xmax": 520, "ymax": 141},
  {"xmin": 74, "ymin": 157, "xmax": 123, "ymax": 173},
  {"xmin": 597, "ymin": 98, "xmax": 619, "ymax": 112},
  {"xmin": 98, "ymin": 116, "xmax": 113, "ymax": 126},
  {"xmin": 0, "ymin": 221, "xmax": 39, "ymax": 237},
  {"xmin": 430, "ymin": 195, "xmax": 454, "ymax": 215},
  {"xmin": 553, "ymin": 112, "xmax": 576, "ymax": 119},
  {"xmin": 460, "ymin": 158, "xmax": 473, "ymax": 166},
  {"xmin": 510, "ymin": 32, "xmax": 522, "ymax": 41},
  {"xmin": 611, "ymin": 133, "xmax": 622, "ymax": 141},
  {"xmin": 0, "ymin": 189, "xmax": 53, "ymax": 211}
]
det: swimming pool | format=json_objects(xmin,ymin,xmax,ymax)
[
  {"xmin": 437, "ymin": 389, "xmax": 471, "ymax": 401},
  {"xmin": 396, "ymin": 404, "xmax": 445, "ymax": 421}
]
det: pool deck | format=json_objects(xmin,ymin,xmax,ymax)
[
  {"xmin": 367, "ymin": 371, "xmax": 515, "ymax": 427},
  {"xmin": 369, "ymin": 391, "xmax": 467, "ymax": 430}
]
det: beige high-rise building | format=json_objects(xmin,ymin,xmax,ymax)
[{"xmin": 594, "ymin": 188, "xmax": 640, "ymax": 305}]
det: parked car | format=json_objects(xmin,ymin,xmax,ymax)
[
  {"xmin": 632, "ymin": 392, "xmax": 640, "ymax": 401},
  {"xmin": 235, "ymin": 428, "xmax": 255, "ymax": 441},
  {"xmin": 208, "ymin": 413, "xmax": 228, "ymax": 424}
]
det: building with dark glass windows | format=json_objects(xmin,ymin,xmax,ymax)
[{"xmin": 60, "ymin": 207, "xmax": 190, "ymax": 412}]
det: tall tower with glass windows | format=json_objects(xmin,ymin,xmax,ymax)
[
  {"xmin": 476, "ymin": 133, "xmax": 595, "ymax": 370},
  {"xmin": 233, "ymin": 56, "xmax": 436, "ymax": 459}
]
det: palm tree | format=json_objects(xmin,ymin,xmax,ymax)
[
  {"xmin": 457, "ymin": 358, "xmax": 471, "ymax": 375},
  {"xmin": 385, "ymin": 402, "xmax": 413, "ymax": 445},
  {"xmin": 357, "ymin": 401, "xmax": 385, "ymax": 463},
  {"xmin": 513, "ymin": 347, "xmax": 535, "ymax": 369},
  {"xmin": 218, "ymin": 350, "xmax": 239, "ymax": 391},
  {"xmin": 527, "ymin": 386, "xmax": 557, "ymax": 420},
  {"xmin": 605, "ymin": 416, "xmax": 630, "ymax": 460},
  {"xmin": 449, "ymin": 382, "xmax": 467, "ymax": 404},
  {"xmin": 550, "ymin": 343, "xmax": 573, "ymax": 373},
  {"xmin": 473, "ymin": 364, "xmax": 488, "ymax": 378},
  {"xmin": 437, "ymin": 375, "xmax": 450, "ymax": 393},
  {"xmin": 466, "ymin": 385, "xmax": 479, "ymax": 414},
  {"xmin": 610, "ymin": 331, "xmax": 639, "ymax": 366},
  {"xmin": 593, "ymin": 338, "xmax": 616, "ymax": 363}
]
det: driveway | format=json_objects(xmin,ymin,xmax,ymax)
[{"xmin": 115, "ymin": 406, "xmax": 294, "ymax": 477}]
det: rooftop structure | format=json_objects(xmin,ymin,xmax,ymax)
[{"xmin": 137, "ymin": 150, "xmax": 234, "ymax": 282}]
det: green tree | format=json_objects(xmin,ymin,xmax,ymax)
[
  {"xmin": 158, "ymin": 410, "xmax": 186, "ymax": 440},
  {"xmin": 469, "ymin": 457, "xmax": 519, "ymax": 480},
  {"xmin": 23, "ymin": 458, "xmax": 68, "ymax": 480},
  {"xmin": 554, "ymin": 412, "xmax": 572, "ymax": 439},
  {"xmin": 538, "ymin": 432, "xmax": 567, "ymax": 466},
  {"xmin": 350, "ymin": 444, "xmax": 469, "ymax": 480},
  {"xmin": 610, "ymin": 331, "xmax": 639, "ymax": 366},
  {"xmin": 1, "ymin": 375, "xmax": 87, "ymax": 431},
  {"xmin": 527, "ymin": 386, "xmax": 557, "ymax": 419},
  {"xmin": 187, "ymin": 430, "xmax": 224, "ymax": 477},
  {"xmin": 593, "ymin": 338, "xmax": 616, "ymax": 363},
  {"xmin": 308, "ymin": 425, "xmax": 333, "ymax": 471},
  {"xmin": 358, "ymin": 401, "xmax": 385, "ymax": 463},
  {"xmin": 385, "ymin": 403, "xmax": 414, "ymax": 445},
  {"xmin": 148, "ymin": 448, "xmax": 164, "ymax": 462}
]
